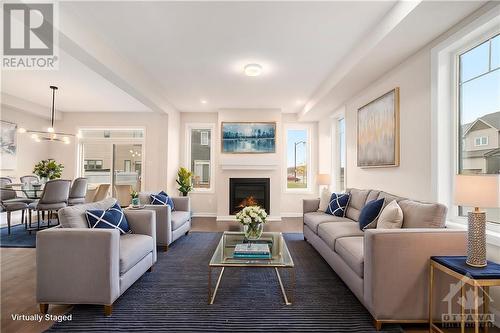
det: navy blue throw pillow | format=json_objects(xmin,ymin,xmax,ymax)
[
  {"xmin": 325, "ymin": 193, "xmax": 350, "ymax": 217},
  {"xmin": 151, "ymin": 191, "xmax": 175, "ymax": 210},
  {"xmin": 86, "ymin": 202, "xmax": 130, "ymax": 234},
  {"xmin": 358, "ymin": 198, "xmax": 385, "ymax": 230}
]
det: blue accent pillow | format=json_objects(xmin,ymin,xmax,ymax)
[
  {"xmin": 151, "ymin": 191, "xmax": 175, "ymax": 210},
  {"xmin": 325, "ymin": 193, "xmax": 350, "ymax": 217},
  {"xmin": 358, "ymin": 198, "xmax": 385, "ymax": 230},
  {"xmin": 85, "ymin": 202, "xmax": 130, "ymax": 234}
]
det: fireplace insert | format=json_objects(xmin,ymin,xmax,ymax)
[{"xmin": 229, "ymin": 178, "xmax": 270, "ymax": 215}]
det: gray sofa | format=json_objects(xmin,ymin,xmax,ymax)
[
  {"xmin": 37, "ymin": 198, "xmax": 157, "ymax": 316},
  {"xmin": 303, "ymin": 188, "xmax": 467, "ymax": 329},
  {"xmin": 139, "ymin": 192, "xmax": 191, "ymax": 251}
]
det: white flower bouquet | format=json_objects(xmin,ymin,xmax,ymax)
[{"xmin": 235, "ymin": 206, "xmax": 268, "ymax": 239}]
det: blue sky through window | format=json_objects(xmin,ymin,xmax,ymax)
[{"xmin": 287, "ymin": 129, "xmax": 307, "ymax": 168}]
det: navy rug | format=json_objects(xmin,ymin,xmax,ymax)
[
  {"xmin": 0, "ymin": 223, "xmax": 37, "ymax": 248},
  {"xmin": 46, "ymin": 232, "xmax": 402, "ymax": 332}
]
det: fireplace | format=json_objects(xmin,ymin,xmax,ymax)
[{"xmin": 229, "ymin": 178, "xmax": 270, "ymax": 215}]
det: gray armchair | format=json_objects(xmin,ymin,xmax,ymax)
[
  {"xmin": 37, "ymin": 198, "xmax": 157, "ymax": 316},
  {"xmin": 138, "ymin": 192, "xmax": 191, "ymax": 251}
]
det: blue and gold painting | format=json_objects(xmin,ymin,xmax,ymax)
[{"xmin": 222, "ymin": 122, "xmax": 276, "ymax": 153}]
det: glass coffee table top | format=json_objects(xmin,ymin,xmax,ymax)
[
  {"xmin": 209, "ymin": 231, "xmax": 294, "ymax": 267},
  {"xmin": 208, "ymin": 231, "xmax": 295, "ymax": 305}
]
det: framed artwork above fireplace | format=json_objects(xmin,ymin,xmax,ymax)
[{"xmin": 221, "ymin": 122, "xmax": 276, "ymax": 154}]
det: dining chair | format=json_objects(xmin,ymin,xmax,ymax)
[
  {"xmin": 92, "ymin": 183, "xmax": 111, "ymax": 202},
  {"xmin": 20, "ymin": 175, "xmax": 40, "ymax": 184},
  {"xmin": 0, "ymin": 177, "xmax": 12, "ymax": 187},
  {"xmin": 28, "ymin": 179, "xmax": 71, "ymax": 230},
  {"xmin": 68, "ymin": 178, "xmax": 88, "ymax": 206},
  {"xmin": 0, "ymin": 188, "xmax": 29, "ymax": 235},
  {"xmin": 114, "ymin": 184, "xmax": 132, "ymax": 207}
]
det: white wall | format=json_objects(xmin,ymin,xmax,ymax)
[{"xmin": 0, "ymin": 107, "xmax": 50, "ymax": 179}]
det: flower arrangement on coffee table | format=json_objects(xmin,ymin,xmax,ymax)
[{"xmin": 236, "ymin": 206, "xmax": 268, "ymax": 240}]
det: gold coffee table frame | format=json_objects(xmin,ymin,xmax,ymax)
[{"xmin": 208, "ymin": 231, "xmax": 295, "ymax": 305}]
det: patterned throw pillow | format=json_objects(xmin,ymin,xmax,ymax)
[
  {"xmin": 151, "ymin": 191, "xmax": 175, "ymax": 210},
  {"xmin": 85, "ymin": 202, "xmax": 131, "ymax": 234},
  {"xmin": 325, "ymin": 193, "xmax": 350, "ymax": 217},
  {"xmin": 359, "ymin": 198, "xmax": 385, "ymax": 230}
]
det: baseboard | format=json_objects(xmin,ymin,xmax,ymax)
[
  {"xmin": 191, "ymin": 212, "xmax": 217, "ymax": 218},
  {"xmin": 280, "ymin": 213, "xmax": 302, "ymax": 218},
  {"xmin": 216, "ymin": 215, "xmax": 282, "ymax": 222}
]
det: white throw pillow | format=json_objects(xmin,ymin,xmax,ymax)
[
  {"xmin": 318, "ymin": 188, "xmax": 332, "ymax": 212},
  {"xmin": 376, "ymin": 200, "xmax": 403, "ymax": 229}
]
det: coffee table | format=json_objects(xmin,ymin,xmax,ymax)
[{"xmin": 208, "ymin": 231, "xmax": 295, "ymax": 305}]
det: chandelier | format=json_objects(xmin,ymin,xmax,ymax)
[{"xmin": 18, "ymin": 86, "xmax": 76, "ymax": 144}]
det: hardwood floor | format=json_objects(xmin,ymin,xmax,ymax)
[{"xmin": 1, "ymin": 216, "xmax": 492, "ymax": 333}]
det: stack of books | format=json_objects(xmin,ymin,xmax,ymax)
[{"xmin": 233, "ymin": 243, "xmax": 271, "ymax": 259}]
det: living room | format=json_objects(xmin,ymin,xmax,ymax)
[{"xmin": 1, "ymin": 1, "xmax": 499, "ymax": 332}]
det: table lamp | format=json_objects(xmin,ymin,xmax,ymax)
[
  {"xmin": 454, "ymin": 174, "xmax": 500, "ymax": 267},
  {"xmin": 316, "ymin": 174, "xmax": 331, "ymax": 199}
]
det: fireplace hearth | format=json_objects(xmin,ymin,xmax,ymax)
[{"xmin": 229, "ymin": 178, "xmax": 270, "ymax": 215}]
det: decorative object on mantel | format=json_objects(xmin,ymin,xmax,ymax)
[
  {"xmin": 176, "ymin": 167, "xmax": 193, "ymax": 197},
  {"xmin": 33, "ymin": 159, "xmax": 64, "ymax": 182},
  {"xmin": 454, "ymin": 174, "xmax": 500, "ymax": 267},
  {"xmin": 236, "ymin": 205, "xmax": 268, "ymax": 240},
  {"xmin": 357, "ymin": 88, "xmax": 400, "ymax": 168},
  {"xmin": 17, "ymin": 86, "xmax": 76, "ymax": 144},
  {"xmin": 0, "ymin": 120, "xmax": 17, "ymax": 170},
  {"xmin": 221, "ymin": 122, "xmax": 276, "ymax": 153}
]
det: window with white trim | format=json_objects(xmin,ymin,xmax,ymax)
[
  {"xmin": 458, "ymin": 33, "xmax": 499, "ymax": 224},
  {"xmin": 285, "ymin": 125, "xmax": 311, "ymax": 191},
  {"xmin": 186, "ymin": 124, "xmax": 214, "ymax": 191},
  {"xmin": 337, "ymin": 118, "xmax": 346, "ymax": 192}
]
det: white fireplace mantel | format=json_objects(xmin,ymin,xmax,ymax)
[{"xmin": 219, "ymin": 156, "xmax": 279, "ymax": 170}]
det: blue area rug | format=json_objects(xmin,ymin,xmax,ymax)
[
  {"xmin": 46, "ymin": 232, "xmax": 402, "ymax": 332},
  {"xmin": 0, "ymin": 223, "xmax": 37, "ymax": 248}
]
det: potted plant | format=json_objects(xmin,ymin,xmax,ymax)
[
  {"xmin": 33, "ymin": 159, "xmax": 64, "ymax": 182},
  {"xmin": 236, "ymin": 206, "xmax": 268, "ymax": 240},
  {"xmin": 176, "ymin": 167, "xmax": 193, "ymax": 196},
  {"xmin": 130, "ymin": 190, "xmax": 140, "ymax": 206}
]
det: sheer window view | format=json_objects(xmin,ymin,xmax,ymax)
[
  {"xmin": 287, "ymin": 129, "xmax": 308, "ymax": 189},
  {"xmin": 459, "ymin": 34, "xmax": 500, "ymax": 223},
  {"xmin": 190, "ymin": 129, "xmax": 211, "ymax": 189},
  {"xmin": 338, "ymin": 118, "xmax": 346, "ymax": 192}
]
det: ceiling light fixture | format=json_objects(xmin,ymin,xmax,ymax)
[
  {"xmin": 18, "ymin": 86, "xmax": 76, "ymax": 143},
  {"xmin": 244, "ymin": 63, "xmax": 263, "ymax": 77},
  {"xmin": 201, "ymin": 99, "xmax": 207, "ymax": 104}
]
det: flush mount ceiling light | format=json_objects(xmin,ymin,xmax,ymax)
[
  {"xmin": 17, "ymin": 86, "xmax": 75, "ymax": 144},
  {"xmin": 244, "ymin": 63, "xmax": 263, "ymax": 77},
  {"xmin": 200, "ymin": 99, "xmax": 207, "ymax": 104}
]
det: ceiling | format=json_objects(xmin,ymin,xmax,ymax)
[{"xmin": 0, "ymin": 1, "xmax": 489, "ymax": 116}]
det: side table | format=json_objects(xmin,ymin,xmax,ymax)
[{"xmin": 429, "ymin": 256, "xmax": 500, "ymax": 333}]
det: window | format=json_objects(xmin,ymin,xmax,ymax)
[
  {"xmin": 458, "ymin": 33, "xmax": 500, "ymax": 224},
  {"xmin": 84, "ymin": 159, "xmax": 103, "ymax": 170},
  {"xmin": 337, "ymin": 118, "xmax": 346, "ymax": 192},
  {"xmin": 186, "ymin": 124, "xmax": 214, "ymax": 191},
  {"xmin": 200, "ymin": 131, "xmax": 209, "ymax": 146},
  {"xmin": 286, "ymin": 126, "xmax": 310, "ymax": 190}
]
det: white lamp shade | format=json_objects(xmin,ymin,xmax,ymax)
[
  {"xmin": 454, "ymin": 174, "xmax": 500, "ymax": 208},
  {"xmin": 316, "ymin": 174, "xmax": 331, "ymax": 185}
]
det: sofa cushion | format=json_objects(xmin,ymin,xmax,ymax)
[
  {"xmin": 399, "ymin": 200, "xmax": 447, "ymax": 228},
  {"xmin": 318, "ymin": 189, "xmax": 332, "ymax": 212},
  {"xmin": 119, "ymin": 233, "xmax": 154, "ymax": 274},
  {"xmin": 304, "ymin": 212, "xmax": 352, "ymax": 234},
  {"xmin": 317, "ymin": 222, "xmax": 363, "ymax": 251},
  {"xmin": 86, "ymin": 202, "xmax": 131, "ymax": 235},
  {"xmin": 150, "ymin": 193, "xmax": 174, "ymax": 209},
  {"xmin": 345, "ymin": 189, "xmax": 370, "ymax": 221},
  {"xmin": 325, "ymin": 193, "xmax": 350, "ymax": 217},
  {"xmin": 377, "ymin": 200, "xmax": 404, "ymax": 229},
  {"xmin": 159, "ymin": 191, "xmax": 175, "ymax": 211},
  {"xmin": 366, "ymin": 190, "xmax": 381, "ymax": 204},
  {"xmin": 335, "ymin": 236, "xmax": 364, "ymax": 278},
  {"xmin": 171, "ymin": 211, "xmax": 190, "ymax": 231},
  {"xmin": 58, "ymin": 198, "xmax": 116, "ymax": 228},
  {"xmin": 358, "ymin": 198, "xmax": 385, "ymax": 230},
  {"xmin": 139, "ymin": 192, "xmax": 153, "ymax": 205},
  {"xmin": 377, "ymin": 191, "xmax": 405, "ymax": 206}
]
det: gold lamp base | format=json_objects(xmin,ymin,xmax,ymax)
[{"xmin": 466, "ymin": 210, "xmax": 487, "ymax": 268}]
